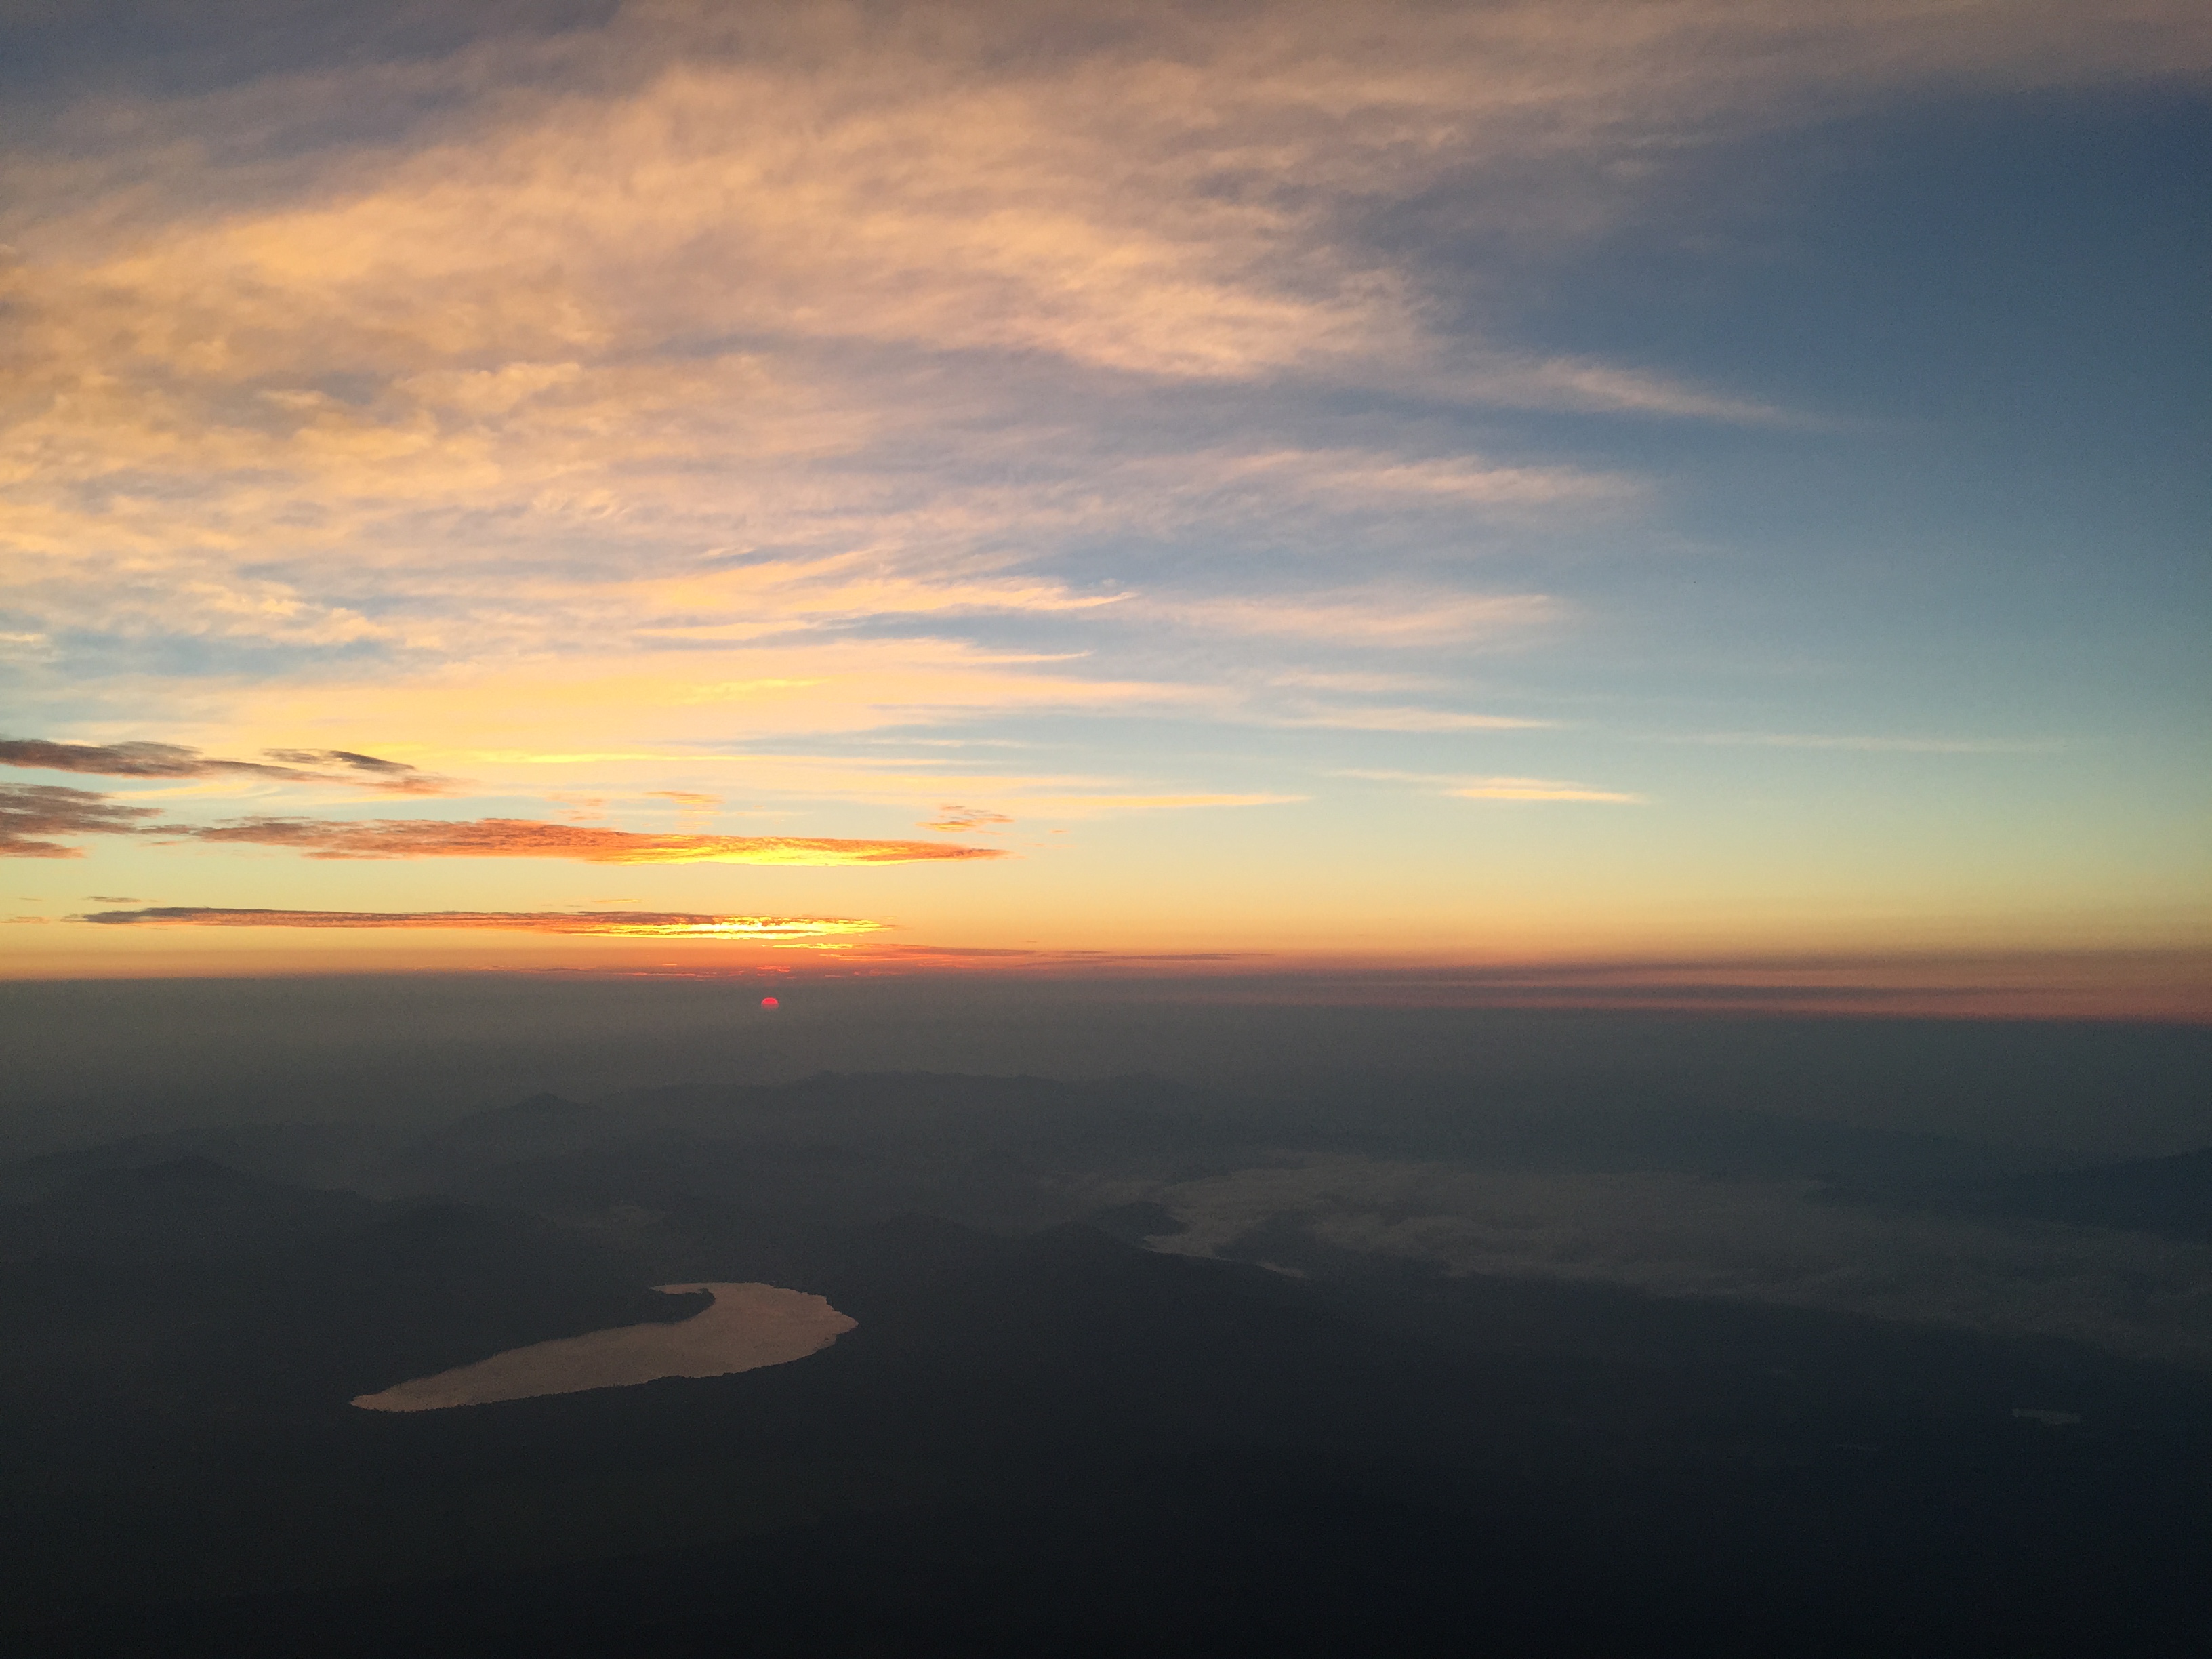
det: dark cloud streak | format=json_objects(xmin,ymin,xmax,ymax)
[
  {"xmin": 0, "ymin": 738, "xmax": 457, "ymax": 794},
  {"xmin": 0, "ymin": 785, "xmax": 160, "ymax": 858}
]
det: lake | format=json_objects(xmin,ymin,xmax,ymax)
[{"xmin": 352, "ymin": 1282, "xmax": 856, "ymax": 1411}]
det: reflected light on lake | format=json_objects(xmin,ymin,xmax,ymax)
[{"xmin": 351, "ymin": 1283, "xmax": 855, "ymax": 1412}]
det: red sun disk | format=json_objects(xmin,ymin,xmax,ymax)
[{"xmin": 760, "ymin": 996, "xmax": 780, "ymax": 1008}]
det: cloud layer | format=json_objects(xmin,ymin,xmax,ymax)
[{"xmin": 13, "ymin": 0, "xmax": 2197, "ymax": 682}]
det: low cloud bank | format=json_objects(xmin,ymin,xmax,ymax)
[{"xmin": 1145, "ymin": 1158, "xmax": 2212, "ymax": 1367}]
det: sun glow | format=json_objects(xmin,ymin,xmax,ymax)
[{"xmin": 0, "ymin": 1, "xmax": 2202, "ymax": 1013}]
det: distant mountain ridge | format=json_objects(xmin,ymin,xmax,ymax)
[
  {"xmin": 0, "ymin": 1122, "xmax": 402, "ymax": 1204},
  {"xmin": 436, "ymin": 1093, "xmax": 612, "ymax": 1142},
  {"xmin": 1, "ymin": 1073, "xmax": 2072, "ymax": 1225},
  {"xmin": 0, "ymin": 1157, "xmax": 379, "ymax": 1263}
]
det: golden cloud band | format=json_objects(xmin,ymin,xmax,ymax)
[{"xmin": 73, "ymin": 907, "xmax": 884, "ymax": 939}]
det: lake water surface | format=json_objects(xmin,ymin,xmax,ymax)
[{"xmin": 351, "ymin": 1283, "xmax": 855, "ymax": 1411}]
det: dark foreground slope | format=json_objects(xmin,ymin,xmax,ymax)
[
  {"xmin": 5, "ymin": 1166, "xmax": 2208, "ymax": 1659},
  {"xmin": 1898, "ymin": 1146, "xmax": 2212, "ymax": 1240},
  {"xmin": 0, "ymin": 1159, "xmax": 701, "ymax": 1420}
]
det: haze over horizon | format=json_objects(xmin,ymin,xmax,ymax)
[{"xmin": 2, "ymin": 0, "xmax": 2205, "ymax": 1016}]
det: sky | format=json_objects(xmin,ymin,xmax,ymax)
[{"xmin": 1, "ymin": 0, "xmax": 2206, "ymax": 1015}]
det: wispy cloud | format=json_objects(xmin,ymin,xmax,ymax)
[
  {"xmin": 1338, "ymin": 769, "xmax": 1643, "ymax": 803},
  {"xmin": 1279, "ymin": 709, "xmax": 1550, "ymax": 734},
  {"xmin": 6, "ymin": 1, "xmax": 2198, "ymax": 693},
  {"xmin": 1490, "ymin": 357, "xmax": 1793, "ymax": 424},
  {"xmin": 11, "ymin": 0, "xmax": 2182, "ymax": 688},
  {"xmin": 1000, "ymin": 794, "xmax": 1303, "ymax": 818},
  {"xmin": 1157, "ymin": 592, "xmax": 1557, "ymax": 647},
  {"xmin": 12, "ymin": 0, "xmax": 1992, "ymax": 688},
  {"xmin": 920, "ymin": 805, "xmax": 1015, "ymax": 832},
  {"xmin": 1682, "ymin": 733, "xmax": 2060, "ymax": 754},
  {"xmin": 1154, "ymin": 448, "xmax": 1643, "ymax": 514},
  {"xmin": 72, "ymin": 907, "xmax": 883, "ymax": 939},
  {"xmin": 1268, "ymin": 672, "xmax": 1445, "ymax": 694},
  {"xmin": 645, "ymin": 787, "xmax": 720, "ymax": 831},
  {"xmin": 1449, "ymin": 778, "xmax": 1645, "ymax": 803}
]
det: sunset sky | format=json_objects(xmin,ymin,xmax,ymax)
[{"xmin": 3, "ymin": 1, "xmax": 2206, "ymax": 1013}]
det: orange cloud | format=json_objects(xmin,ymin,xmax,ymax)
[
  {"xmin": 0, "ymin": 785, "xmax": 1007, "ymax": 864},
  {"xmin": 73, "ymin": 907, "xmax": 882, "ymax": 939},
  {"xmin": 174, "ymin": 816, "xmax": 1006, "ymax": 864}
]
